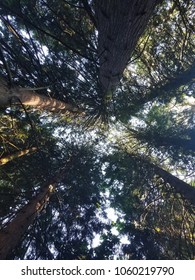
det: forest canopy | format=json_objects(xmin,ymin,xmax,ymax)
[{"xmin": 0, "ymin": 0, "xmax": 194, "ymax": 260}]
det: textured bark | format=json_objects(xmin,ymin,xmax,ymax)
[
  {"xmin": 0, "ymin": 183, "xmax": 55, "ymax": 259},
  {"xmin": 0, "ymin": 165, "xmax": 69, "ymax": 260},
  {"xmin": 0, "ymin": 78, "xmax": 82, "ymax": 114},
  {"xmin": 0, "ymin": 147, "xmax": 37, "ymax": 166},
  {"xmin": 95, "ymin": 0, "xmax": 162, "ymax": 93}
]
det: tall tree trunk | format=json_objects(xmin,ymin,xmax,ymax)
[
  {"xmin": 153, "ymin": 164, "xmax": 195, "ymax": 206},
  {"xmin": 0, "ymin": 147, "xmax": 37, "ymax": 166},
  {"xmin": 138, "ymin": 156, "xmax": 195, "ymax": 205},
  {"xmin": 95, "ymin": 0, "xmax": 162, "ymax": 93},
  {"xmin": 126, "ymin": 151, "xmax": 195, "ymax": 205},
  {"xmin": 0, "ymin": 170, "xmax": 64, "ymax": 259},
  {"xmin": 0, "ymin": 78, "xmax": 82, "ymax": 114}
]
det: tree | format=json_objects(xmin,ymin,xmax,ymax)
[
  {"xmin": 0, "ymin": 135, "xmax": 107, "ymax": 259},
  {"xmin": 0, "ymin": 146, "xmax": 37, "ymax": 166},
  {"xmin": 146, "ymin": 160, "xmax": 195, "ymax": 206},
  {"xmin": 0, "ymin": 0, "xmax": 194, "ymax": 260},
  {"xmin": 0, "ymin": 107, "xmax": 62, "ymax": 225},
  {"xmin": 103, "ymin": 151, "xmax": 195, "ymax": 259},
  {"xmin": 0, "ymin": 0, "xmax": 164, "ymax": 115},
  {"xmin": 112, "ymin": 128, "xmax": 195, "ymax": 205},
  {"xmin": 0, "ymin": 78, "xmax": 82, "ymax": 114},
  {"xmin": 0, "ymin": 175, "xmax": 56, "ymax": 259},
  {"xmin": 95, "ymin": 0, "xmax": 163, "ymax": 93},
  {"xmin": 113, "ymin": 0, "xmax": 195, "ymax": 121}
]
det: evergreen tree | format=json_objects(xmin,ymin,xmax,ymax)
[{"xmin": 0, "ymin": 0, "xmax": 194, "ymax": 260}]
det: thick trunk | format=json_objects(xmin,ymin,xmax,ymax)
[
  {"xmin": 129, "ymin": 152, "xmax": 195, "ymax": 205},
  {"xmin": 0, "ymin": 147, "xmax": 37, "ymax": 166},
  {"xmin": 0, "ymin": 169, "xmax": 64, "ymax": 259},
  {"xmin": 138, "ymin": 154, "xmax": 195, "ymax": 205},
  {"xmin": 95, "ymin": 0, "xmax": 162, "ymax": 93},
  {"xmin": 0, "ymin": 183, "xmax": 54, "ymax": 259},
  {"xmin": 0, "ymin": 78, "xmax": 82, "ymax": 114},
  {"xmin": 153, "ymin": 164, "xmax": 195, "ymax": 206}
]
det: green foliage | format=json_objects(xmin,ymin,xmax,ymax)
[{"xmin": 0, "ymin": 0, "xmax": 195, "ymax": 260}]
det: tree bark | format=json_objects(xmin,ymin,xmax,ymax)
[
  {"xmin": 0, "ymin": 147, "xmax": 37, "ymax": 166},
  {"xmin": 95, "ymin": 0, "xmax": 162, "ymax": 93},
  {"xmin": 153, "ymin": 164, "xmax": 195, "ymax": 206},
  {"xmin": 136, "ymin": 154, "xmax": 195, "ymax": 205},
  {"xmin": 127, "ymin": 152, "xmax": 195, "ymax": 205},
  {"xmin": 0, "ymin": 170, "xmax": 64, "ymax": 259},
  {"xmin": 0, "ymin": 78, "xmax": 82, "ymax": 114}
]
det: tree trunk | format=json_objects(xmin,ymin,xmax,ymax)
[
  {"xmin": 153, "ymin": 164, "xmax": 195, "ymax": 206},
  {"xmin": 136, "ymin": 154, "xmax": 195, "ymax": 205},
  {"xmin": 0, "ymin": 147, "xmax": 37, "ymax": 166},
  {"xmin": 95, "ymin": 0, "xmax": 162, "ymax": 93},
  {"xmin": 0, "ymin": 170, "xmax": 64, "ymax": 259},
  {"xmin": 128, "ymin": 152, "xmax": 195, "ymax": 205},
  {"xmin": 0, "ymin": 78, "xmax": 82, "ymax": 114}
]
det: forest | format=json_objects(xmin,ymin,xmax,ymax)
[{"xmin": 0, "ymin": 0, "xmax": 194, "ymax": 260}]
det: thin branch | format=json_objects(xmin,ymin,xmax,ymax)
[
  {"xmin": 0, "ymin": 46, "xmax": 13, "ymax": 86},
  {"xmin": 129, "ymin": 33, "xmax": 151, "ymax": 64},
  {"xmin": 81, "ymin": 0, "xmax": 97, "ymax": 28},
  {"xmin": 0, "ymin": 3, "xmax": 95, "ymax": 62}
]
